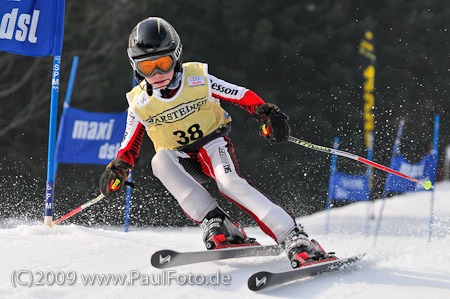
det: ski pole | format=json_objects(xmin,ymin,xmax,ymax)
[
  {"xmin": 288, "ymin": 136, "xmax": 434, "ymax": 190},
  {"xmin": 51, "ymin": 194, "xmax": 105, "ymax": 226}
]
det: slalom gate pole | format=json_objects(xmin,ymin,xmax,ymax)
[
  {"xmin": 53, "ymin": 56, "xmax": 79, "ymax": 178},
  {"xmin": 428, "ymin": 114, "xmax": 440, "ymax": 243},
  {"xmin": 51, "ymin": 194, "xmax": 105, "ymax": 226},
  {"xmin": 287, "ymin": 136, "xmax": 434, "ymax": 190},
  {"xmin": 373, "ymin": 120, "xmax": 405, "ymax": 245},
  {"xmin": 124, "ymin": 170, "xmax": 133, "ymax": 232},
  {"xmin": 44, "ymin": 56, "xmax": 62, "ymax": 227}
]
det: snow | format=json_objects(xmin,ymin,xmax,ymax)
[{"xmin": 1, "ymin": 182, "xmax": 450, "ymax": 299}]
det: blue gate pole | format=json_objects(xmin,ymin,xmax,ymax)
[
  {"xmin": 53, "ymin": 56, "xmax": 79, "ymax": 178},
  {"xmin": 365, "ymin": 132, "xmax": 374, "ymax": 233},
  {"xmin": 44, "ymin": 56, "xmax": 62, "ymax": 226},
  {"xmin": 125, "ymin": 169, "xmax": 133, "ymax": 232},
  {"xmin": 428, "ymin": 115, "xmax": 440, "ymax": 242}
]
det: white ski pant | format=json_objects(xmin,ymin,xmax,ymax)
[{"xmin": 151, "ymin": 137, "xmax": 295, "ymax": 243}]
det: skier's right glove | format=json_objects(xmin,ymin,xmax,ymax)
[
  {"xmin": 254, "ymin": 103, "xmax": 291, "ymax": 143},
  {"xmin": 99, "ymin": 159, "xmax": 131, "ymax": 199}
]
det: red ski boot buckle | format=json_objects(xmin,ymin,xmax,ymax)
[{"xmin": 212, "ymin": 234, "xmax": 227, "ymax": 247}]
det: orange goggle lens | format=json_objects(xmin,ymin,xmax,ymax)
[{"xmin": 136, "ymin": 56, "xmax": 174, "ymax": 76}]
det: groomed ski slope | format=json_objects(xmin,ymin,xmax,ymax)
[{"xmin": 1, "ymin": 182, "xmax": 449, "ymax": 299}]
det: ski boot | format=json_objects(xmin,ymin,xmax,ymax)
[
  {"xmin": 201, "ymin": 207, "xmax": 259, "ymax": 250},
  {"xmin": 281, "ymin": 226, "xmax": 336, "ymax": 269}
]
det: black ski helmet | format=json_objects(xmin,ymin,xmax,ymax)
[{"xmin": 127, "ymin": 17, "xmax": 183, "ymax": 85}]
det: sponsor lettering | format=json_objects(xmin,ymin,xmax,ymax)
[
  {"xmin": 122, "ymin": 111, "xmax": 136, "ymax": 143},
  {"xmin": 0, "ymin": 8, "xmax": 40, "ymax": 43},
  {"xmin": 188, "ymin": 76, "xmax": 205, "ymax": 87},
  {"xmin": 261, "ymin": 124, "xmax": 269, "ymax": 136},
  {"xmin": 359, "ymin": 29, "xmax": 376, "ymax": 149},
  {"xmin": 145, "ymin": 97, "xmax": 207, "ymax": 126},
  {"xmin": 218, "ymin": 147, "xmax": 232, "ymax": 174},
  {"xmin": 340, "ymin": 177, "xmax": 365, "ymax": 190},
  {"xmin": 110, "ymin": 178, "xmax": 121, "ymax": 191},
  {"xmin": 399, "ymin": 163, "xmax": 425, "ymax": 178},
  {"xmin": 335, "ymin": 188, "xmax": 349, "ymax": 199},
  {"xmin": 72, "ymin": 119, "xmax": 115, "ymax": 140},
  {"xmin": 255, "ymin": 276, "xmax": 267, "ymax": 287},
  {"xmin": 45, "ymin": 182, "xmax": 54, "ymax": 209},
  {"xmin": 359, "ymin": 30, "xmax": 376, "ymax": 62},
  {"xmin": 166, "ymin": 22, "xmax": 176, "ymax": 45},
  {"xmin": 52, "ymin": 56, "xmax": 61, "ymax": 90},
  {"xmin": 135, "ymin": 94, "xmax": 149, "ymax": 109},
  {"xmin": 159, "ymin": 255, "xmax": 172, "ymax": 265},
  {"xmin": 299, "ymin": 141, "xmax": 329, "ymax": 152},
  {"xmin": 98, "ymin": 142, "xmax": 121, "ymax": 160},
  {"xmin": 363, "ymin": 65, "xmax": 375, "ymax": 148},
  {"xmin": 173, "ymin": 42, "xmax": 182, "ymax": 60},
  {"xmin": 210, "ymin": 82, "xmax": 238, "ymax": 96}
]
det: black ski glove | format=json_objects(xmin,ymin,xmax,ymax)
[
  {"xmin": 254, "ymin": 103, "xmax": 291, "ymax": 143},
  {"xmin": 99, "ymin": 159, "xmax": 132, "ymax": 199}
]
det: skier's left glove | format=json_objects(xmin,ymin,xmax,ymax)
[
  {"xmin": 99, "ymin": 159, "xmax": 132, "ymax": 200},
  {"xmin": 254, "ymin": 103, "xmax": 291, "ymax": 143}
]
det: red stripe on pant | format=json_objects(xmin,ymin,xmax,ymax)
[
  {"xmin": 218, "ymin": 190, "xmax": 278, "ymax": 243},
  {"xmin": 198, "ymin": 147, "xmax": 216, "ymax": 179}
]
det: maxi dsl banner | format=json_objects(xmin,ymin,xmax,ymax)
[
  {"xmin": 0, "ymin": 0, "xmax": 65, "ymax": 57},
  {"xmin": 56, "ymin": 107, "xmax": 127, "ymax": 165},
  {"xmin": 328, "ymin": 171, "xmax": 371, "ymax": 201},
  {"xmin": 384, "ymin": 154, "xmax": 437, "ymax": 193}
]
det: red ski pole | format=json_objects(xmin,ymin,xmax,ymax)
[
  {"xmin": 51, "ymin": 194, "xmax": 105, "ymax": 227},
  {"xmin": 288, "ymin": 136, "xmax": 433, "ymax": 190}
]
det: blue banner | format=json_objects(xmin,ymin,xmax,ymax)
[
  {"xmin": 328, "ymin": 171, "xmax": 370, "ymax": 201},
  {"xmin": 0, "ymin": 0, "xmax": 65, "ymax": 57},
  {"xmin": 55, "ymin": 107, "xmax": 127, "ymax": 165},
  {"xmin": 384, "ymin": 154, "xmax": 437, "ymax": 193}
]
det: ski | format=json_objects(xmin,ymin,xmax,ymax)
[
  {"xmin": 248, "ymin": 253, "xmax": 365, "ymax": 291},
  {"xmin": 151, "ymin": 244, "xmax": 282, "ymax": 269}
]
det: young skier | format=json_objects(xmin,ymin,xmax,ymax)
[{"xmin": 99, "ymin": 17, "xmax": 333, "ymax": 268}]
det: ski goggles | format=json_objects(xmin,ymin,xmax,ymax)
[{"xmin": 134, "ymin": 55, "xmax": 175, "ymax": 78}]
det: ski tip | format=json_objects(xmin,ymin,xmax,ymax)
[
  {"xmin": 248, "ymin": 253, "xmax": 366, "ymax": 291},
  {"xmin": 337, "ymin": 253, "xmax": 366, "ymax": 264},
  {"xmin": 248, "ymin": 271, "xmax": 273, "ymax": 291},
  {"xmin": 150, "ymin": 249, "xmax": 177, "ymax": 269},
  {"xmin": 356, "ymin": 253, "xmax": 366, "ymax": 260}
]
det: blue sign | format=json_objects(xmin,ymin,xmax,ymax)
[
  {"xmin": 0, "ymin": 0, "xmax": 65, "ymax": 57},
  {"xmin": 328, "ymin": 171, "xmax": 370, "ymax": 201},
  {"xmin": 55, "ymin": 107, "xmax": 127, "ymax": 165},
  {"xmin": 384, "ymin": 154, "xmax": 436, "ymax": 193}
]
